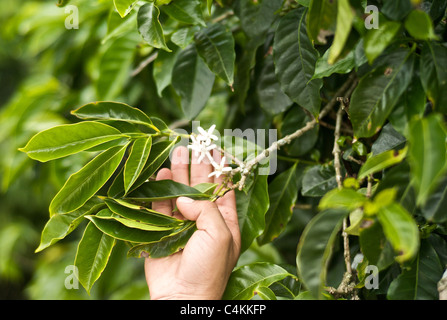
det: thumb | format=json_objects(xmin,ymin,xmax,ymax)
[{"xmin": 176, "ymin": 197, "xmax": 229, "ymax": 235}]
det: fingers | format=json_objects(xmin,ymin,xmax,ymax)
[
  {"xmin": 190, "ymin": 149, "xmax": 213, "ymax": 187},
  {"xmin": 170, "ymin": 146, "xmax": 190, "ymax": 185},
  {"xmin": 152, "ymin": 168, "xmax": 173, "ymax": 215}
]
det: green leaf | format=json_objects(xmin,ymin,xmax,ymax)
[
  {"xmin": 358, "ymin": 146, "xmax": 407, "ymax": 180},
  {"xmin": 421, "ymin": 175, "xmax": 447, "ymax": 223},
  {"xmin": 377, "ymin": 202, "xmax": 420, "ymax": 263},
  {"xmin": 49, "ymin": 144, "xmax": 128, "ymax": 216},
  {"xmin": 307, "ymin": 0, "xmax": 337, "ymax": 44},
  {"xmin": 105, "ymin": 198, "xmax": 182, "ymax": 226},
  {"xmin": 222, "ymin": 262, "xmax": 294, "ymax": 300},
  {"xmin": 258, "ymin": 164, "xmax": 299, "ymax": 245},
  {"xmin": 153, "ymin": 48, "xmax": 180, "ymax": 97},
  {"xmin": 161, "ymin": 0, "xmax": 205, "ymax": 26},
  {"xmin": 71, "ymin": 101, "xmax": 157, "ymax": 131},
  {"xmin": 256, "ymin": 55, "xmax": 293, "ymax": 115},
  {"xmin": 381, "ymin": 0, "xmax": 412, "ymax": 21},
  {"xmin": 113, "ymin": 0, "xmax": 138, "ymax": 18},
  {"xmin": 126, "ymin": 180, "xmax": 211, "ymax": 201},
  {"xmin": 172, "ymin": 44, "xmax": 215, "ymax": 120},
  {"xmin": 74, "ymin": 209, "xmax": 116, "ymax": 294},
  {"xmin": 36, "ymin": 198, "xmax": 104, "ymax": 253},
  {"xmin": 301, "ymin": 165, "xmax": 338, "ymax": 197},
  {"xmin": 328, "ymin": 0, "xmax": 354, "ymax": 64},
  {"xmin": 404, "ymin": 10, "xmax": 437, "ymax": 40},
  {"xmin": 194, "ymin": 24, "xmax": 235, "ymax": 86},
  {"xmin": 124, "ymin": 137, "xmax": 152, "ymax": 193},
  {"xmin": 171, "ymin": 26, "xmax": 199, "ymax": 49},
  {"xmin": 127, "ymin": 221, "xmax": 196, "ymax": 258},
  {"xmin": 318, "ymin": 188, "xmax": 367, "ymax": 212},
  {"xmin": 408, "ymin": 114, "xmax": 447, "ymax": 206},
  {"xmin": 387, "ymin": 240, "xmax": 444, "ymax": 300},
  {"xmin": 314, "ymin": 50, "xmax": 355, "ymax": 80},
  {"xmin": 19, "ymin": 121, "xmax": 126, "ymax": 162},
  {"xmin": 137, "ymin": 2, "xmax": 171, "ymax": 52},
  {"xmin": 85, "ymin": 209, "xmax": 175, "ymax": 243},
  {"xmin": 420, "ymin": 41, "xmax": 447, "ymax": 112},
  {"xmin": 363, "ymin": 20, "xmax": 401, "ymax": 64},
  {"xmin": 236, "ymin": 173, "xmax": 269, "ymax": 253},
  {"xmin": 296, "ymin": 209, "xmax": 349, "ymax": 299},
  {"xmin": 349, "ymin": 48, "xmax": 415, "ymax": 138},
  {"xmin": 96, "ymin": 32, "xmax": 139, "ymax": 100},
  {"xmin": 273, "ymin": 7, "xmax": 322, "ymax": 117},
  {"xmin": 88, "ymin": 215, "xmax": 175, "ymax": 231}
]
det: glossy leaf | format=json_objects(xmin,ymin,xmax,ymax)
[
  {"xmin": 105, "ymin": 198, "xmax": 182, "ymax": 226},
  {"xmin": 113, "ymin": 0, "xmax": 138, "ymax": 18},
  {"xmin": 328, "ymin": 0, "xmax": 354, "ymax": 64},
  {"xmin": 195, "ymin": 24, "xmax": 235, "ymax": 86},
  {"xmin": 363, "ymin": 20, "xmax": 401, "ymax": 64},
  {"xmin": 358, "ymin": 146, "xmax": 407, "ymax": 180},
  {"xmin": 72, "ymin": 101, "xmax": 156, "ymax": 130},
  {"xmin": 408, "ymin": 114, "xmax": 447, "ymax": 206},
  {"xmin": 307, "ymin": 0, "xmax": 337, "ymax": 44},
  {"xmin": 296, "ymin": 209, "xmax": 349, "ymax": 299},
  {"xmin": 126, "ymin": 180, "xmax": 211, "ymax": 201},
  {"xmin": 74, "ymin": 209, "xmax": 116, "ymax": 293},
  {"xmin": 36, "ymin": 198, "xmax": 104, "ymax": 253},
  {"xmin": 421, "ymin": 175, "xmax": 447, "ymax": 223},
  {"xmin": 153, "ymin": 48, "xmax": 179, "ymax": 97},
  {"xmin": 161, "ymin": 0, "xmax": 205, "ymax": 26},
  {"xmin": 273, "ymin": 7, "xmax": 322, "ymax": 117},
  {"xmin": 318, "ymin": 188, "xmax": 367, "ymax": 212},
  {"xmin": 172, "ymin": 44, "xmax": 215, "ymax": 120},
  {"xmin": 388, "ymin": 240, "xmax": 444, "ymax": 300},
  {"xmin": 258, "ymin": 164, "xmax": 299, "ymax": 245},
  {"xmin": 49, "ymin": 144, "xmax": 128, "ymax": 216},
  {"xmin": 349, "ymin": 48, "xmax": 415, "ymax": 138},
  {"xmin": 301, "ymin": 165, "xmax": 338, "ymax": 197},
  {"xmin": 236, "ymin": 173, "xmax": 269, "ymax": 253},
  {"xmin": 137, "ymin": 2, "xmax": 171, "ymax": 52},
  {"xmin": 124, "ymin": 137, "xmax": 152, "ymax": 193},
  {"xmin": 420, "ymin": 41, "xmax": 447, "ymax": 112},
  {"xmin": 19, "ymin": 121, "xmax": 126, "ymax": 163},
  {"xmin": 377, "ymin": 202, "xmax": 420, "ymax": 263},
  {"xmin": 88, "ymin": 215, "xmax": 174, "ymax": 231},
  {"xmin": 222, "ymin": 262, "xmax": 293, "ymax": 300},
  {"xmin": 85, "ymin": 209, "xmax": 174, "ymax": 243},
  {"xmin": 127, "ymin": 221, "xmax": 197, "ymax": 258}
]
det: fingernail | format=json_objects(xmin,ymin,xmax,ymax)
[{"xmin": 178, "ymin": 197, "xmax": 194, "ymax": 203}]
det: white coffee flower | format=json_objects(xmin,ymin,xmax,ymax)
[
  {"xmin": 208, "ymin": 156, "xmax": 232, "ymax": 178},
  {"xmin": 188, "ymin": 134, "xmax": 216, "ymax": 164},
  {"xmin": 196, "ymin": 124, "xmax": 218, "ymax": 146}
]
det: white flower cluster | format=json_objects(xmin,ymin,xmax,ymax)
[{"xmin": 187, "ymin": 125, "xmax": 232, "ymax": 178}]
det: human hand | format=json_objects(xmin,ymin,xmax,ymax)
[{"xmin": 144, "ymin": 146, "xmax": 241, "ymax": 300}]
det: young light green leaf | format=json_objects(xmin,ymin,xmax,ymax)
[
  {"xmin": 273, "ymin": 7, "xmax": 322, "ymax": 117},
  {"xmin": 113, "ymin": 0, "xmax": 138, "ymax": 18},
  {"xmin": 358, "ymin": 146, "xmax": 408, "ymax": 180},
  {"xmin": 126, "ymin": 180, "xmax": 211, "ymax": 201},
  {"xmin": 194, "ymin": 24, "xmax": 235, "ymax": 86},
  {"xmin": 161, "ymin": 0, "xmax": 205, "ymax": 26},
  {"xmin": 349, "ymin": 48, "xmax": 415, "ymax": 138},
  {"xmin": 296, "ymin": 209, "xmax": 349, "ymax": 299},
  {"xmin": 258, "ymin": 164, "xmax": 299, "ymax": 246},
  {"xmin": 49, "ymin": 144, "xmax": 128, "ymax": 216},
  {"xmin": 124, "ymin": 137, "xmax": 152, "ymax": 193},
  {"xmin": 318, "ymin": 188, "xmax": 367, "ymax": 211},
  {"xmin": 236, "ymin": 173, "xmax": 269, "ymax": 253},
  {"xmin": 328, "ymin": 0, "xmax": 354, "ymax": 64},
  {"xmin": 137, "ymin": 2, "xmax": 171, "ymax": 52},
  {"xmin": 363, "ymin": 20, "xmax": 401, "ymax": 64},
  {"xmin": 74, "ymin": 209, "xmax": 116, "ymax": 294},
  {"xmin": 222, "ymin": 262, "xmax": 294, "ymax": 300},
  {"xmin": 377, "ymin": 202, "xmax": 420, "ymax": 263},
  {"xmin": 408, "ymin": 114, "xmax": 447, "ymax": 206},
  {"xmin": 19, "ymin": 121, "xmax": 125, "ymax": 162},
  {"xmin": 71, "ymin": 101, "xmax": 157, "ymax": 131},
  {"xmin": 404, "ymin": 10, "xmax": 437, "ymax": 40},
  {"xmin": 172, "ymin": 44, "xmax": 215, "ymax": 119},
  {"xmin": 36, "ymin": 198, "xmax": 104, "ymax": 253},
  {"xmin": 89, "ymin": 215, "xmax": 175, "ymax": 231}
]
